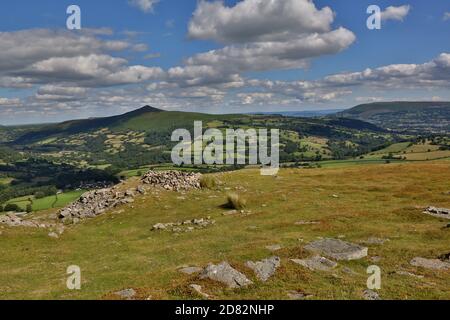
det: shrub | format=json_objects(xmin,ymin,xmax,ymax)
[
  {"xmin": 226, "ymin": 193, "xmax": 247, "ymax": 210},
  {"xmin": 200, "ymin": 176, "xmax": 219, "ymax": 189},
  {"xmin": 4, "ymin": 203, "xmax": 21, "ymax": 212},
  {"xmin": 34, "ymin": 191, "xmax": 46, "ymax": 199},
  {"xmin": 0, "ymin": 205, "xmax": 3, "ymax": 212},
  {"xmin": 26, "ymin": 204, "xmax": 32, "ymax": 213}
]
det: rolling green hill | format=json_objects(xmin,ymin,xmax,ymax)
[
  {"xmin": 14, "ymin": 106, "xmax": 246, "ymax": 144},
  {"xmin": 337, "ymin": 101, "xmax": 450, "ymax": 134}
]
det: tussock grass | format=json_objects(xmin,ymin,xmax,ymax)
[
  {"xmin": 226, "ymin": 193, "xmax": 247, "ymax": 210},
  {"xmin": 200, "ymin": 175, "xmax": 219, "ymax": 189}
]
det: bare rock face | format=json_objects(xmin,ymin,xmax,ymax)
[
  {"xmin": 410, "ymin": 257, "xmax": 450, "ymax": 270},
  {"xmin": 245, "ymin": 257, "xmax": 281, "ymax": 282},
  {"xmin": 291, "ymin": 256, "xmax": 337, "ymax": 272},
  {"xmin": 424, "ymin": 206, "xmax": 450, "ymax": 220},
  {"xmin": 200, "ymin": 262, "xmax": 253, "ymax": 289},
  {"xmin": 304, "ymin": 238, "xmax": 368, "ymax": 261},
  {"xmin": 141, "ymin": 171, "xmax": 202, "ymax": 191}
]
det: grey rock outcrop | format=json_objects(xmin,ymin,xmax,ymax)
[
  {"xmin": 363, "ymin": 289, "xmax": 380, "ymax": 300},
  {"xmin": 287, "ymin": 290, "xmax": 313, "ymax": 300},
  {"xmin": 291, "ymin": 255, "xmax": 338, "ymax": 272},
  {"xmin": 304, "ymin": 238, "xmax": 368, "ymax": 261},
  {"xmin": 200, "ymin": 262, "xmax": 253, "ymax": 289},
  {"xmin": 179, "ymin": 266, "xmax": 203, "ymax": 275},
  {"xmin": 245, "ymin": 257, "xmax": 280, "ymax": 281},
  {"xmin": 424, "ymin": 206, "xmax": 450, "ymax": 219},
  {"xmin": 410, "ymin": 257, "xmax": 450, "ymax": 270},
  {"xmin": 114, "ymin": 288, "xmax": 136, "ymax": 300}
]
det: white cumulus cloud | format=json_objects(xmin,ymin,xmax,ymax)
[
  {"xmin": 381, "ymin": 5, "xmax": 411, "ymax": 22},
  {"xmin": 129, "ymin": 0, "xmax": 159, "ymax": 13}
]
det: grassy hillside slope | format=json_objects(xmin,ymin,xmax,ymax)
[
  {"xmin": 1, "ymin": 161, "xmax": 449, "ymax": 300},
  {"xmin": 13, "ymin": 106, "xmax": 246, "ymax": 144}
]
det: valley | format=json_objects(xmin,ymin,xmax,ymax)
[{"xmin": 0, "ymin": 104, "xmax": 449, "ymax": 213}]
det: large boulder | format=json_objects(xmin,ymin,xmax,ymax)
[
  {"xmin": 291, "ymin": 256, "xmax": 337, "ymax": 272},
  {"xmin": 200, "ymin": 262, "xmax": 253, "ymax": 289},
  {"xmin": 304, "ymin": 238, "xmax": 368, "ymax": 261},
  {"xmin": 245, "ymin": 257, "xmax": 280, "ymax": 282},
  {"xmin": 423, "ymin": 206, "xmax": 450, "ymax": 220},
  {"xmin": 410, "ymin": 257, "xmax": 450, "ymax": 271}
]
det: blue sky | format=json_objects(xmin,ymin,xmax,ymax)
[{"xmin": 0, "ymin": 0, "xmax": 449, "ymax": 124}]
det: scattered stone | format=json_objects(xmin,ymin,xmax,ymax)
[
  {"xmin": 396, "ymin": 270, "xmax": 424, "ymax": 279},
  {"xmin": 410, "ymin": 257, "xmax": 450, "ymax": 270},
  {"xmin": 152, "ymin": 217, "xmax": 215, "ymax": 233},
  {"xmin": 200, "ymin": 262, "xmax": 253, "ymax": 289},
  {"xmin": 438, "ymin": 252, "xmax": 450, "ymax": 262},
  {"xmin": 304, "ymin": 238, "xmax": 368, "ymax": 261},
  {"xmin": 291, "ymin": 256, "xmax": 337, "ymax": 272},
  {"xmin": 295, "ymin": 220, "xmax": 320, "ymax": 226},
  {"xmin": 370, "ymin": 256, "xmax": 382, "ymax": 263},
  {"xmin": 55, "ymin": 224, "xmax": 65, "ymax": 235},
  {"xmin": 287, "ymin": 290, "xmax": 313, "ymax": 300},
  {"xmin": 265, "ymin": 245, "xmax": 283, "ymax": 252},
  {"xmin": 332, "ymin": 194, "xmax": 339, "ymax": 198},
  {"xmin": 58, "ymin": 188, "xmax": 131, "ymax": 222},
  {"xmin": 152, "ymin": 223, "xmax": 167, "ymax": 231},
  {"xmin": 423, "ymin": 206, "xmax": 450, "ymax": 220},
  {"xmin": 141, "ymin": 171, "xmax": 201, "ymax": 191},
  {"xmin": 48, "ymin": 232, "xmax": 59, "ymax": 239},
  {"xmin": 114, "ymin": 288, "xmax": 136, "ymax": 300},
  {"xmin": 223, "ymin": 210, "xmax": 238, "ymax": 216},
  {"xmin": 0, "ymin": 213, "xmax": 52, "ymax": 228},
  {"xmin": 179, "ymin": 266, "xmax": 203, "ymax": 275},
  {"xmin": 362, "ymin": 237, "xmax": 390, "ymax": 245},
  {"xmin": 342, "ymin": 267, "xmax": 358, "ymax": 275},
  {"xmin": 363, "ymin": 289, "xmax": 380, "ymax": 300},
  {"xmin": 245, "ymin": 257, "xmax": 281, "ymax": 282},
  {"xmin": 136, "ymin": 185, "xmax": 146, "ymax": 194},
  {"xmin": 189, "ymin": 284, "xmax": 210, "ymax": 299}
]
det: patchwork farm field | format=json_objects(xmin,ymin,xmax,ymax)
[
  {"xmin": 5, "ymin": 190, "xmax": 86, "ymax": 212},
  {"xmin": 0, "ymin": 161, "xmax": 449, "ymax": 300}
]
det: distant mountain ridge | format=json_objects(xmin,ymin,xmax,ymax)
[
  {"xmin": 13, "ymin": 106, "xmax": 245, "ymax": 144},
  {"xmin": 249, "ymin": 109, "xmax": 344, "ymax": 117},
  {"xmin": 336, "ymin": 101, "xmax": 450, "ymax": 134}
]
